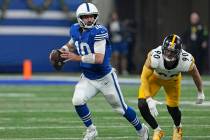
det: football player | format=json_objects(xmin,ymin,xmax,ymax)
[
  {"xmin": 137, "ymin": 34, "xmax": 205, "ymax": 140},
  {"xmin": 49, "ymin": 2, "xmax": 149, "ymax": 140}
]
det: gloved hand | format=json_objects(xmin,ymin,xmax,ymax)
[
  {"xmin": 146, "ymin": 97, "xmax": 163, "ymax": 117},
  {"xmin": 196, "ymin": 91, "xmax": 205, "ymax": 104}
]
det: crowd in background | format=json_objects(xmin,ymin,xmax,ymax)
[
  {"xmin": 107, "ymin": 12, "xmax": 137, "ymax": 75},
  {"xmin": 0, "ymin": 0, "xmax": 209, "ymax": 75},
  {"xmin": 182, "ymin": 11, "xmax": 208, "ymax": 75},
  {"xmin": 107, "ymin": 11, "xmax": 209, "ymax": 75}
]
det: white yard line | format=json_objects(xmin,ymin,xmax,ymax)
[
  {"xmin": 1, "ymin": 136, "xmax": 210, "ymax": 140},
  {"xmin": 0, "ymin": 109, "xmax": 209, "ymax": 113},
  {"xmin": 129, "ymin": 100, "xmax": 210, "ymax": 107},
  {"xmin": 0, "ymin": 124, "xmax": 210, "ymax": 130},
  {"xmin": 0, "ymin": 108, "xmax": 209, "ymax": 113},
  {"xmin": 0, "ymin": 93, "xmax": 35, "ymax": 97},
  {"xmin": 0, "ymin": 116, "xmax": 208, "ymax": 122}
]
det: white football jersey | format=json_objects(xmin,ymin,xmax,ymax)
[{"xmin": 150, "ymin": 46, "xmax": 194, "ymax": 79}]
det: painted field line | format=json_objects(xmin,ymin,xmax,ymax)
[
  {"xmin": 0, "ymin": 96, "xmax": 202, "ymax": 100},
  {"xmin": 0, "ymin": 124, "xmax": 210, "ymax": 130},
  {"xmin": 0, "ymin": 108, "xmax": 209, "ymax": 113},
  {"xmin": 129, "ymin": 100, "xmax": 210, "ymax": 107},
  {"xmin": 1, "ymin": 136, "xmax": 210, "ymax": 140},
  {"xmin": 0, "ymin": 93, "xmax": 35, "ymax": 97},
  {"xmin": 0, "ymin": 116, "xmax": 209, "ymax": 123}
]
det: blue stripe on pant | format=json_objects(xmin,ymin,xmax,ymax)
[{"xmin": 111, "ymin": 73, "xmax": 142, "ymax": 131}]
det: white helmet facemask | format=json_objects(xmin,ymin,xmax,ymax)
[{"xmin": 76, "ymin": 3, "xmax": 99, "ymax": 29}]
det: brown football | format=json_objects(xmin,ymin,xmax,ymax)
[{"xmin": 49, "ymin": 50, "xmax": 61, "ymax": 62}]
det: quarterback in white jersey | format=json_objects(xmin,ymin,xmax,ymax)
[{"xmin": 137, "ymin": 34, "xmax": 205, "ymax": 140}]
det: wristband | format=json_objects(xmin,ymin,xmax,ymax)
[{"xmin": 81, "ymin": 54, "xmax": 95, "ymax": 64}]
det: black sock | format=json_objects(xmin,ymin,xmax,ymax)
[
  {"xmin": 167, "ymin": 106, "xmax": 181, "ymax": 127},
  {"xmin": 138, "ymin": 99, "xmax": 159, "ymax": 129}
]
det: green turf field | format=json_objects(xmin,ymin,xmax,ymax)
[{"xmin": 0, "ymin": 82, "xmax": 209, "ymax": 140}]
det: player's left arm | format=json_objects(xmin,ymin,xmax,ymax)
[
  {"xmin": 60, "ymin": 39, "xmax": 105, "ymax": 64},
  {"xmin": 188, "ymin": 61, "xmax": 205, "ymax": 104}
]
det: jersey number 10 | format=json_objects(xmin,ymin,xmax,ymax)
[{"xmin": 75, "ymin": 41, "xmax": 92, "ymax": 56}]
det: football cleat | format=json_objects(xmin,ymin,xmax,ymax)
[
  {"xmin": 138, "ymin": 123, "xmax": 149, "ymax": 140},
  {"xmin": 83, "ymin": 125, "xmax": 98, "ymax": 140},
  {"xmin": 172, "ymin": 127, "xmax": 182, "ymax": 140},
  {"xmin": 153, "ymin": 129, "xmax": 164, "ymax": 140}
]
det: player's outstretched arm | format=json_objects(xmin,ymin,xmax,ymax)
[{"xmin": 188, "ymin": 64, "xmax": 205, "ymax": 104}]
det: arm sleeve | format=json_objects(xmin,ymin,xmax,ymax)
[{"xmin": 94, "ymin": 39, "xmax": 106, "ymax": 54}]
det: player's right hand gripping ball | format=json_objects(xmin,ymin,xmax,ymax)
[{"xmin": 49, "ymin": 49, "xmax": 65, "ymax": 71}]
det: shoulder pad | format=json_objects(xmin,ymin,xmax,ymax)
[
  {"xmin": 70, "ymin": 23, "xmax": 80, "ymax": 38},
  {"xmin": 70, "ymin": 23, "xmax": 80, "ymax": 30},
  {"xmin": 92, "ymin": 25, "xmax": 109, "ymax": 41}
]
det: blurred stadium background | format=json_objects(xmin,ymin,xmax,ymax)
[
  {"xmin": 0, "ymin": 0, "xmax": 209, "ymax": 74},
  {"xmin": 0, "ymin": 0, "xmax": 210, "ymax": 139}
]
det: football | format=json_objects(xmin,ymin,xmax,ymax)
[
  {"xmin": 49, "ymin": 49, "xmax": 61, "ymax": 62},
  {"xmin": 49, "ymin": 49, "xmax": 65, "ymax": 71}
]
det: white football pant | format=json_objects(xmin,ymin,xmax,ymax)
[{"xmin": 72, "ymin": 69, "xmax": 128, "ymax": 115}]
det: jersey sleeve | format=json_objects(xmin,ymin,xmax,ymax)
[
  {"xmin": 144, "ymin": 51, "xmax": 152, "ymax": 68},
  {"xmin": 93, "ymin": 25, "xmax": 109, "ymax": 41},
  {"xmin": 69, "ymin": 23, "xmax": 79, "ymax": 40},
  {"xmin": 179, "ymin": 50, "xmax": 195, "ymax": 72},
  {"xmin": 69, "ymin": 24, "xmax": 75, "ymax": 39},
  {"xmin": 150, "ymin": 47, "xmax": 162, "ymax": 69}
]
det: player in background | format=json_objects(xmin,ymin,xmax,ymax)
[
  {"xmin": 137, "ymin": 34, "xmax": 205, "ymax": 140},
  {"xmin": 49, "ymin": 3, "xmax": 149, "ymax": 140}
]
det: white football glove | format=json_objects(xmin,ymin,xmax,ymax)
[
  {"xmin": 196, "ymin": 91, "xmax": 205, "ymax": 104},
  {"xmin": 146, "ymin": 97, "xmax": 163, "ymax": 117}
]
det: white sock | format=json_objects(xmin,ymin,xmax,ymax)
[
  {"xmin": 88, "ymin": 124, "xmax": 96, "ymax": 130},
  {"xmin": 138, "ymin": 129, "xmax": 145, "ymax": 136}
]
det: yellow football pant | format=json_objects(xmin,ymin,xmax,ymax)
[{"xmin": 138, "ymin": 74, "xmax": 182, "ymax": 107}]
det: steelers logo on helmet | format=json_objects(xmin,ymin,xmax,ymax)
[
  {"xmin": 76, "ymin": 3, "xmax": 99, "ymax": 29},
  {"xmin": 162, "ymin": 34, "xmax": 182, "ymax": 62}
]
